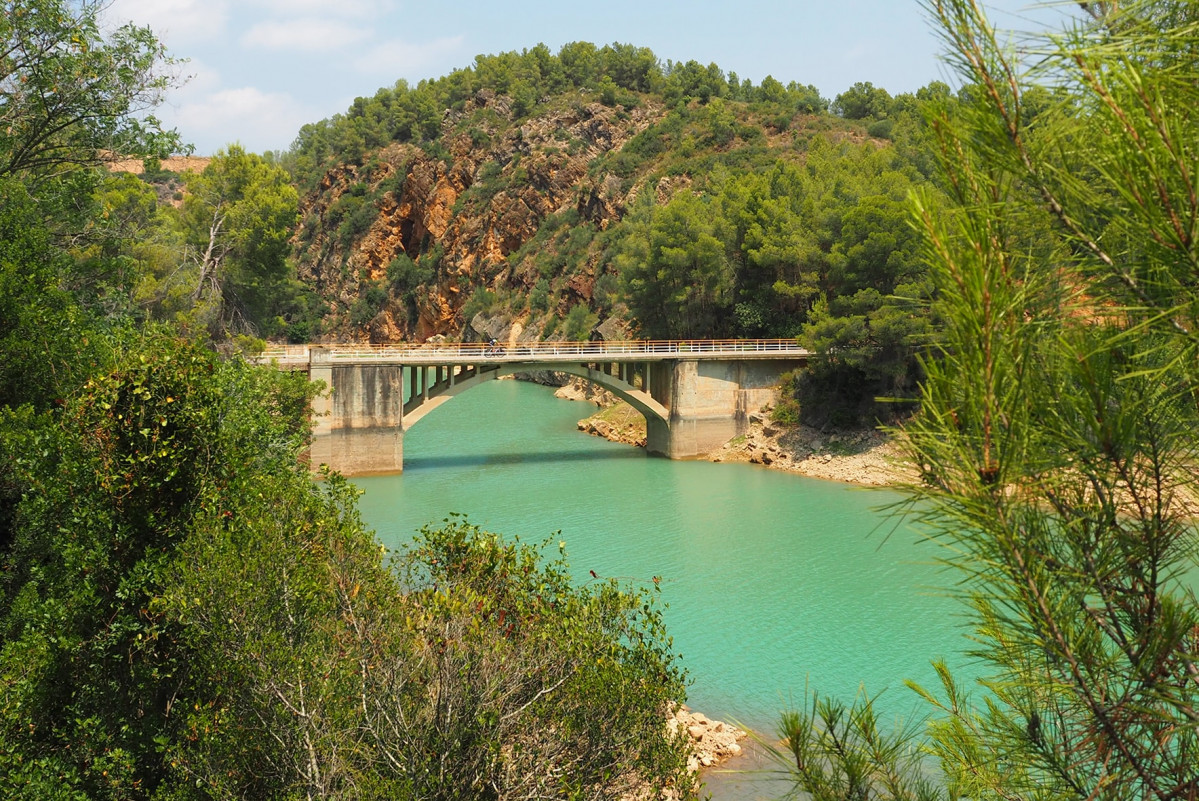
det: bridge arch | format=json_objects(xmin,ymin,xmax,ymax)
[
  {"xmin": 285, "ymin": 340, "xmax": 810, "ymax": 474},
  {"xmin": 401, "ymin": 362, "xmax": 668, "ymax": 430}
]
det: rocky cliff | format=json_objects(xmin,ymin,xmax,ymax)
[
  {"xmin": 293, "ymin": 89, "xmax": 668, "ymax": 342},
  {"xmin": 283, "ymin": 50, "xmax": 910, "ymax": 352}
]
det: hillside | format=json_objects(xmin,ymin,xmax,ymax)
[
  {"xmin": 276, "ymin": 42, "xmax": 945, "ymax": 405},
  {"xmin": 290, "ymin": 91, "xmax": 669, "ymax": 342}
]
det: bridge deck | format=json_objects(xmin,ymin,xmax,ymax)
[{"xmin": 258, "ymin": 339, "xmax": 808, "ymax": 368}]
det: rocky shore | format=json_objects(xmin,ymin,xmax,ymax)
[
  {"xmin": 708, "ymin": 410, "xmax": 914, "ymax": 486},
  {"xmin": 621, "ymin": 707, "xmax": 747, "ymax": 801},
  {"xmin": 671, "ymin": 705, "xmax": 747, "ymax": 773},
  {"xmin": 557, "ymin": 378, "xmax": 913, "ymax": 487}
]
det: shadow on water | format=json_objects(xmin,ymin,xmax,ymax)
[{"xmin": 403, "ymin": 448, "xmax": 647, "ymax": 472}]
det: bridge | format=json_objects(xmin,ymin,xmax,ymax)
[{"xmin": 258, "ymin": 339, "xmax": 809, "ymax": 475}]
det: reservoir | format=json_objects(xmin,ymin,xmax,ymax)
[{"xmin": 354, "ymin": 379, "xmax": 975, "ymax": 797}]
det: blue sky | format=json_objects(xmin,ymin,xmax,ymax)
[{"xmin": 102, "ymin": 0, "xmax": 1074, "ymax": 156}]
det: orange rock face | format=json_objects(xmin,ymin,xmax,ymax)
[{"xmin": 292, "ymin": 92, "xmax": 666, "ymax": 343}]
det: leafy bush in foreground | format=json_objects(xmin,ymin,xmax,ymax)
[{"xmin": 0, "ymin": 334, "xmax": 690, "ymax": 799}]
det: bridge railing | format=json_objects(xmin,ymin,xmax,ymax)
[
  {"xmin": 257, "ymin": 338, "xmax": 807, "ymax": 364},
  {"xmin": 258, "ymin": 344, "xmax": 312, "ymax": 360}
]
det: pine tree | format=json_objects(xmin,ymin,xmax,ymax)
[{"xmin": 778, "ymin": 2, "xmax": 1199, "ymax": 797}]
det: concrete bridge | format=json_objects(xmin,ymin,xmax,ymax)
[{"xmin": 259, "ymin": 339, "xmax": 808, "ymax": 475}]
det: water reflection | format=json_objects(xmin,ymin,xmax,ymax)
[{"xmin": 403, "ymin": 448, "xmax": 647, "ymax": 471}]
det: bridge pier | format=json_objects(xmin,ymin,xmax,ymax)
[{"xmin": 646, "ymin": 359, "xmax": 799, "ymax": 459}]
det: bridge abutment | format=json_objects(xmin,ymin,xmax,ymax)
[{"xmin": 309, "ymin": 347, "xmax": 405, "ymax": 475}]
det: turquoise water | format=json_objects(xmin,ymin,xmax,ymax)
[{"xmin": 354, "ymin": 380, "xmax": 975, "ymax": 793}]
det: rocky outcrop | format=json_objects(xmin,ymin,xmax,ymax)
[
  {"xmin": 293, "ymin": 91, "xmax": 668, "ymax": 342},
  {"xmin": 576, "ymin": 416, "xmax": 646, "ymax": 448},
  {"xmin": 554, "ymin": 376, "xmax": 617, "ymax": 406},
  {"xmin": 671, "ymin": 706, "xmax": 747, "ymax": 773},
  {"xmin": 620, "ymin": 707, "xmax": 747, "ymax": 801},
  {"xmin": 554, "ymin": 378, "xmax": 648, "ymax": 446},
  {"xmin": 592, "ymin": 315, "xmax": 633, "ymax": 342},
  {"xmin": 710, "ymin": 409, "xmax": 914, "ymax": 486},
  {"xmin": 107, "ymin": 154, "xmax": 212, "ymax": 175}
]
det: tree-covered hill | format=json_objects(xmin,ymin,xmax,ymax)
[{"xmin": 257, "ymin": 42, "xmax": 954, "ymax": 421}]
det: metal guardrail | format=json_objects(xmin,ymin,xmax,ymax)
[{"xmin": 256, "ymin": 339, "xmax": 809, "ymax": 365}]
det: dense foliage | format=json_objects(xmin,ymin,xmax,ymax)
[
  {"xmin": 0, "ymin": 0, "xmax": 182, "ymax": 181},
  {"xmin": 59, "ymin": 148, "xmax": 316, "ymax": 342},
  {"xmin": 774, "ymin": 1, "xmax": 1199, "ymax": 798},
  {"xmin": 282, "ymin": 42, "xmax": 828, "ymax": 188},
  {"xmin": 176, "ymin": 146, "xmax": 303, "ymax": 338},
  {"xmin": 0, "ymin": 337, "xmax": 690, "ymax": 797},
  {"xmin": 615, "ymin": 140, "xmax": 937, "ymax": 422},
  {"xmin": 0, "ymin": 4, "xmax": 691, "ymax": 798}
]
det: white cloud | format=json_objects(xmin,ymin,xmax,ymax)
[
  {"xmin": 104, "ymin": 0, "xmax": 230, "ymax": 47},
  {"xmin": 170, "ymin": 57, "xmax": 223, "ymax": 97},
  {"xmin": 353, "ymin": 35, "xmax": 466, "ymax": 78},
  {"xmin": 173, "ymin": 88, "xmax": 314, "ymax": 154},
  {"xmin": 241, "ymin": 18, "xmax": 370, "ymax": 52}
]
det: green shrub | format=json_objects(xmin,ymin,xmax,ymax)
[
  {"xmin": 468, "ymin": 126, "xmax": 491, "ymax": 147},
  {"xmin": 563, "ymin": 303, "xmax": 598, "ymax": 341},
  {"xmin": 386, "ymin": 517, "xmax": 693, "ymax": 798},
  {"xmin": 771, "ymin": 369, "xmax": 802, "ymax": 426},
  {"xmin": 461, "ymin": 286, "xmax": 499, "ymax": 322},
  {"xmin": 364, "ymin": 284, "xmax": 389, "ymax": 309},
  {"xmin": 867, "ymin": 118, "xmax": 895, "ymax": 140},
  {"xmin": 285, "ymin": 318, "xmax": 312, "ymax": 343},
  {"xmin": 349, "ymin": 297, "xmax": 377, "ymax": 327},
  {"xmin": 593, "ymin": 273, "xmax": 620, "ymax": 311},
  {"xmin": 528, "ymin": 278, "xmax": 551, "ymax": 312},
  {"xmin": 771, "ymin": 397, "xmax": 800, "ymax": 426},
  {"xmin": 373, "ymin": 170, "xmax": 406, "ymax": 199},
  {"xmin": 386, "ymin": 253, "xmax": 433, "ymax": 295}
]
